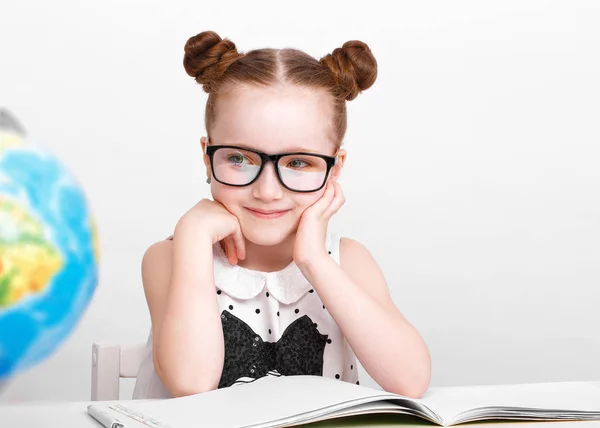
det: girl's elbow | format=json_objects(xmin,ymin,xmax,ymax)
[
  {"xmin": 388, "ymin": 374, "xmax": 430, "ymax": 398},
  {"xmin": 169, "ymin": 381, "xmax": 218, "ymax": 397},
  {"xmin": 153, "ymin": 352, "xmax": 219, "ymax": 397},
  {"xmin": 406, "ymin": 372, "xmax": 431, "ymax": 398},
  {"xmin": 387, "ymin": 359, "xmax": 432, "ymax": 398},
  {"xmin": 406, "ymin": 346, "xmax": 432, "ymax": 398}
]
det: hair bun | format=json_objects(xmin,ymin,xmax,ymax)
[
  {"xmin": 183, "ymin": 31, "xmax": 240, "ymax": 92},
  {"xmin": 320, "ymin": 40, "xmax": 377, "ymax": 101}
]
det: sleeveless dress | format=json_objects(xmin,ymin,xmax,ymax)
[{"xmin": 132, "ymin": 233, "xmax": 359, "ymax": 399}]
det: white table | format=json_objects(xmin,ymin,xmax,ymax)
[{"xmin": 2, "ymin": 382, "xmax": 600, "ymax": 428}]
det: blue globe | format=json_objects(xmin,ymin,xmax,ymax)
[{"xmin": 0, "ymin": 109, "xmax": 98, "ymax": 384}]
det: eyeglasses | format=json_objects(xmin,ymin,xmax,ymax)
[{"xmin": 205, "ymin": 144, "xmax": 338, "ymax": 193}]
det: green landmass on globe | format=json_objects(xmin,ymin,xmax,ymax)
[
  {"xmin": 0, "ymin": 107, "xmax": 99, "ymax": 381},
  {"xmin": 0, "ymin": 197, "xmax": 63, "ymax": 308}
]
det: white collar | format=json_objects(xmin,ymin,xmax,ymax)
[{"xmin": 212, "ymin": 238, "xmax": 331, "ymax": 305}]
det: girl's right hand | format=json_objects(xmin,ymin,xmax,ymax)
[{"xmin": 177, "ymin": 199, "xmax": 246, "ymax": 265}]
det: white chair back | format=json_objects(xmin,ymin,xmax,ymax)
[{"xmin": 91, "ymin": 342, "xmax": 147, "ymax": 400}]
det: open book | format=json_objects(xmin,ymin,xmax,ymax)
[{"xmin": 88, "ymin": 375, "xmax": 600, "ymax": 428}]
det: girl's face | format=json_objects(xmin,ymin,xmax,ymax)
[{"xmin": 202, "ymin": 83, "xmax": 346, "ymax": 246}]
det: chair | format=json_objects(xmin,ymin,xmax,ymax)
[{"xmin": 91, "ymin": 342, "xmax": 147, "ymax": 400}]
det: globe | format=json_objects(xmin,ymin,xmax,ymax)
[{"xmin": 0, "ymin": 108, "xmax": 99, "ymax": 389}]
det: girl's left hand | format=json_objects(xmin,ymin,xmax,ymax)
[{"xmin": 293, "ymin": 180, "xmax": 345, "ymax": 269}]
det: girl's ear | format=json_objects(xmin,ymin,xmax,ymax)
[
  {"xmin": 330, "ymin": 149, "xmax": 347, "ymax": 181},
  {"xmin": 200, "ymin": 136, "xmax": 208, "ymax": 154},
  {"xmin": 201, "ymin": 136, "xmax": 211, "ymax": 179}
]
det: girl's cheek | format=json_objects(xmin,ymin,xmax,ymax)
[{"xmin": 295, "ymin": 189, "xmax": 325, "ymax": 208}]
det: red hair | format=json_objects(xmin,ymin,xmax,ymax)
[{"xmin": 183, "ymin": 31, "xmax": 378, "ymax": 148}]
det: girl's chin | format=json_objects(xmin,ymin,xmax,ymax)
[{"xmin": 240, "ymin": 222, "xmax": 296, "ymax": 246}]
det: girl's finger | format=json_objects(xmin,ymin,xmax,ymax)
[
  {"xmin": 232, "ymin": 223, "xmax": 246, "ymax": 261},
  {"xmin": 314, "ymin": 180, "xmax": 336, "ymax": 214},
  {"xmin": 222, "ymin": 236, "xmax": 233, "ymax": 265},
  {"xmin": 323, "ymin": 182, "xmax": 345, "ymax": 218},
  {"xmin": 223, "ymin": 236, "xmax": 238, "ymax": 265}
]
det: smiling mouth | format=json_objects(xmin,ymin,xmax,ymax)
[{"xmin": 245, "ymin": 208, "xmax": 290, "ymax": 219}]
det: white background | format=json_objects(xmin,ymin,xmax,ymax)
[{"xmin": 1, "ymin": 0, "xmax": 598, "ymax": 402}]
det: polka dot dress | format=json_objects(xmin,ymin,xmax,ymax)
[{"xmin": 132, "ymin": 233, "xmax": 359, "ymax": 399}]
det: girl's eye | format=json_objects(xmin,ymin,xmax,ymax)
[
  {"xmin": 288, "ymin": 159, "xmax": 310, "ymax": 168},
  {"xmin": 227, "ymin": 153, "xmax": 245, "ymax": 164}
]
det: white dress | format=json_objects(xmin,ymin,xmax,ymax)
[{"xmin": 132, "ymin": 233, "xmax": 359, "ymax": 399}]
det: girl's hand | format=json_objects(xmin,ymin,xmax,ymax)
[
  {"xmin": 177, "ymin": 199, "xmax": 246, "ymax": 265},
  {"xmin": 293, "ymin": 180, "xmax": 345, "ymax": 269}
]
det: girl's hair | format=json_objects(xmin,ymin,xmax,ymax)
[{"xmin": 182, "ymin": 31, "xmax": 378, "ymax": 148}]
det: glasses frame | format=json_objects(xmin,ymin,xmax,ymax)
[{"xmin": 205, "ymin": 144, "xmax": 338, "ymax": 193}]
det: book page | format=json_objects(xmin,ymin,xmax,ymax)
[
  {"xmin": 116, "ymin": 375, "xmax": 421, "ymax": 428},
  {"xmin": 420, "ymin": 381, "xmax": 600, "ymax": 425}
]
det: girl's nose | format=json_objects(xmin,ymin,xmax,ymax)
[{"xmin": 251, "ymin": 162, "xmax": 284, "ymax": 201}]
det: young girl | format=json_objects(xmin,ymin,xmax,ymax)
[{"xmin": 132, "ymin": 31, "xmax": 431, "ymax": 400}]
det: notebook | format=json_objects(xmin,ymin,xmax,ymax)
[{"xmin": 87, "ymin": 375, "xmax": 600, "ymax": 428}]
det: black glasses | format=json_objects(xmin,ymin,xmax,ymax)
[{"xmin": 206, "ymin": 145, "xmax": 337, "ymax": 192}]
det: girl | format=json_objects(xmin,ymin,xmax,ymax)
[{"xmin": 133, "ymin": 31, "xmax": 431, "ymax": 400}]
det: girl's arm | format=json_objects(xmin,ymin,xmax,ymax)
[
  {"xmin": 141, "ymin": 218, "xmax": 224, "ymax": 397},
  {"xmin": 297, "ymin": 237, "xmax": 431, "ymax": 398}
]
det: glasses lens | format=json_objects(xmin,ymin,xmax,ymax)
[
  {"xmin": 212, "ymin": 147, "xmax": 261, "ymax": 185},
  {"xmin": 278, "ymin": 154, "xmax": 328, "ymax": 191},
  {"xmin": 212, "ymin": 148, "xmax": 329, "ymax": 191}
]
